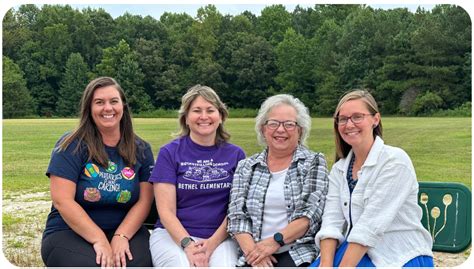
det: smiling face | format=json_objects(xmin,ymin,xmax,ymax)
[
  {"xmin": 91, "ymin": 85, "xmax": 124, "ymax": 133},
  {"xmin": 337, "ymin": 99, "xmax": 380, "ymax": 150},
  {"xmin": 263, "ymin": 104, "xmax": 301, "ymax": 155},
  {"xmin": 186, "ymin": 95, "xmax": 222, "ymax": 144}
]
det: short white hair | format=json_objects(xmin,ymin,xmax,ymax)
[{"xmin": 255, "ymin": 94, "xmax": 311, "ymax": 147}]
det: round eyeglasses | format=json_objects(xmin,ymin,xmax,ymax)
[
  {"xmin": 335, "ymin": 113, "xmax": 374, "ymax": 125},
  {"xmin": 264, "ymin": 120, "xmax": 298, "ymax": 130}
]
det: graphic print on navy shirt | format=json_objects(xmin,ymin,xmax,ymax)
[{"xmin": 82, "ymin": 159, "xmax": 136, "ymax": 204}]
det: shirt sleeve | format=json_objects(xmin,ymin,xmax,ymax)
[
  {"xmin": 290, "ymin": 153, "xmax": 329, "ymax": 242},
  {"xmin": 46, "ymin": 137, "xmax": 84, "ymax": 183},
  {"xmin": 227, "ymin": 158, "xmax": 253, "ymax": 236},
  {"xmin": 148, "ymin": 146, "xmax": 177, "ymax": 184},
  {"xmin": 314, "ymin": 166, "xmax": 347, "ymax": 248},
  {"xmin": 237, "ymin": 148, "xmax": 246, "ymax": 162},
  {"xmin": 137, "ymin": 143, "xmax": 155, "ymax": 182}
]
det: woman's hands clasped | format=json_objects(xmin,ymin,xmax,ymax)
[
  {"xmin": 245, "ymin": 238, "xmax": 279, "ymax": 267},
  {"xmin": 184, "ymin": 241, "xmax": 208, "ymax": 267},
  {"xmin": 183, "ymin": 237, "xmax": 222, "ymax": 267},
  {"xmin": 93, "ymin": 235, "xmax": 134, "ymax": 268}
]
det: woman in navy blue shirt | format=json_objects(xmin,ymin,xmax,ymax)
[{"xmin": 41, "ymin": 77, "xmax": 154, "ymax": 267}]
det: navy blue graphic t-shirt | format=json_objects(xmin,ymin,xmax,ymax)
[{"xmin": 43, "ymin": 134, "xmax": 154, "ymax": 237}]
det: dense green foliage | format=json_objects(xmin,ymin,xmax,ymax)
[
  {"xmin": 2, "ymin": 4, "xmax": 471, "ymax": 118},
  {"xmin": 2, "ymin": 56, "xmax": 35, "ymax": 118}
]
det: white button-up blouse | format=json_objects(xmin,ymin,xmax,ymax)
[{"xmin": 315, "ymin": 136, "xmax": 433, "ymax": 267}]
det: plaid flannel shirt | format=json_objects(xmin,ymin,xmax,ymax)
[{"xmin": 227, "ymin": 145, "xmax": 329, "ymax": 266}]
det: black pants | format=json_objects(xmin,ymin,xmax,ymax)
[
  {"xmin": 41, "ymin": 226, "xmax": 152, "ymax": 267},
  {"xmin": 242, "ymin": 251, "xmax": 310, "ymax": 267}
]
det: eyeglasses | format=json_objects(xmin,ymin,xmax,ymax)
[
  {"xmin": 335, "ymin": 113, "xmax": 374, "ymax": 125},
  {"xmin": 264, "ymin": 120, "xmax": 298, "ymax": 130}
]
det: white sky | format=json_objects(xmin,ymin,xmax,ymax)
[
  {"xmin": 65, "ymin": 4, "xmax": 437, "ymax": 19},
  {"xmin": 2, "ymin": 1, "xmax": 472, "ymax": 20}
]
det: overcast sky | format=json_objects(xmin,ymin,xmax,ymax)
[
  {"xmin": 2, "ymin": 1, "xmax": 452, "ymax": 20},
  {"xmin": 65, "ymin": 3, "xmax": 436, "ymax": 19}
]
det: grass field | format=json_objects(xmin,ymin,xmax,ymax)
[
  {"xmin": 1, "ymin": 117, "xmax": 472, "ymax": 266},
  {"xmin": 2, "ymin": 117, "xmax": 472, "ymax": 193}
]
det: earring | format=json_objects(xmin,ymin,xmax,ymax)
[{"xmin": 373, "ymin": 124, "xmax": 377, "ymax": 129}]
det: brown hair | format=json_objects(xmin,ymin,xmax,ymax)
[
  {"xmin": 177, "ymin": 84, "xmax": 230, "ymax": 144},
  {"xmin": 58, "ymin": 77, "xmax": 138, "ymax": 167},
  {"xmin": 333, "ymin": 89, "xmax": 383, "ymax": 162}
]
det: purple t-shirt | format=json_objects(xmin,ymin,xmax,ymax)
[{"xmin": 149, "ymin": 135, "xmax": 245, "ymax": 238}]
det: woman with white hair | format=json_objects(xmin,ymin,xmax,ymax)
[{"xmin": 227, "ymin": 94, "xmax": 329, "ymax": 267}]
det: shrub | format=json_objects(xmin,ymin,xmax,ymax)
[
  {"xmin": 412, "ymin": 91, "xmax": 444, "ymax": 115},
  {"xmin": 432, "ymin": 102, "xmax": 471, "ymax": 117}
]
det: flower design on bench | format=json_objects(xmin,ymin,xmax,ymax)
[{"xmin": 419, "ymin": 193, "xmax": 453, "ymax": 241}]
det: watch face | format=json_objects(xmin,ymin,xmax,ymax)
[
  {"xmin": 181, "ymin": 237, "xmax": 192, "ymax": 248},
  {"xmin": 274, "ymin": 232, "xmax": 284, "ymax": 246},
  {"xmin": 274, "ymin": 233, "xmax": 283, "ymax": 241}
]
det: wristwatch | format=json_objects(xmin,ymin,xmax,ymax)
[
  {"xmin": 273, "ymin": 232, "xmax": 285, "ymax": 247},
  {"xmin": 180, "ymin": 236, "xmax": 195, "ymax": 249}
]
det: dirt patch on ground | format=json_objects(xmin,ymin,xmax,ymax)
[
  {"xmin": 434, "ymin": 250, "xmax": 471, "ymax": 267},
  {"xmin": 2, "ymin": 191, "xmax": 50, "ymax": 267},
  {"xmin": 1, "ymin": 191, "xmax": 471, "ymax": 267}
]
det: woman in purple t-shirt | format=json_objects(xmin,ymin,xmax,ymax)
[{"xmin": 149, "ymin": 85, "xmax": 245, "ymax": 267}]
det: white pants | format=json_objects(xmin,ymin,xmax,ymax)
[{"xmin": 150, "ymin": 228, "xmax": 238, "ymax": 267}]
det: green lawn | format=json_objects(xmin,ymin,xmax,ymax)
[{"xmin": 2, "ymin": 117, "xmax": 471, "ymax": 194}]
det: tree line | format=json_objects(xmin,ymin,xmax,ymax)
[{"xmin": 2, "ymin": 4, "xmax": 471, "ymax": 118}]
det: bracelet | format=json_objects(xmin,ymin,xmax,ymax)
[{"xmin": 114, "ymin": 233, "xmax": 130, "ymax": 240}]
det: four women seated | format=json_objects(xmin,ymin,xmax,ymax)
[{"xmin": 42, "ymin": 80, "xmax": 434, "ymax": 267}]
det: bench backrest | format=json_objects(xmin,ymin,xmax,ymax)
[
  {"xmin": 418, "ymin": 181, "xmax": 471, "ymax": 253},
  {"xmin": 143, "ymin": 182, "xmax": 472, "ymax": 253}
]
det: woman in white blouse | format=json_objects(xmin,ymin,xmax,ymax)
[{"xmin": 312, "ymin": 90, "xmax": 433, "ymax": 267}]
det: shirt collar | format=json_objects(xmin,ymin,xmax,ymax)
[{"xmin": 363, "ymin": 136, "xmax": 385, "ymax": 167}]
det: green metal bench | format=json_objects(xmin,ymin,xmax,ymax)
[
  {"xmin": 143, "ymin": 182, "xmax": 472, "ymax": 253},
  {"xmin": 418, "ymin": 182, "xmax": 471, "ymax": 253}
]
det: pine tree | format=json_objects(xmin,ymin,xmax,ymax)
[
  {"xmin": 57, "ymin": 53, "xmax": 89, "ymax": 116},
  {"xmin": 2, "ymin": 56, "xmax": 35, "ymax": 118}
]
